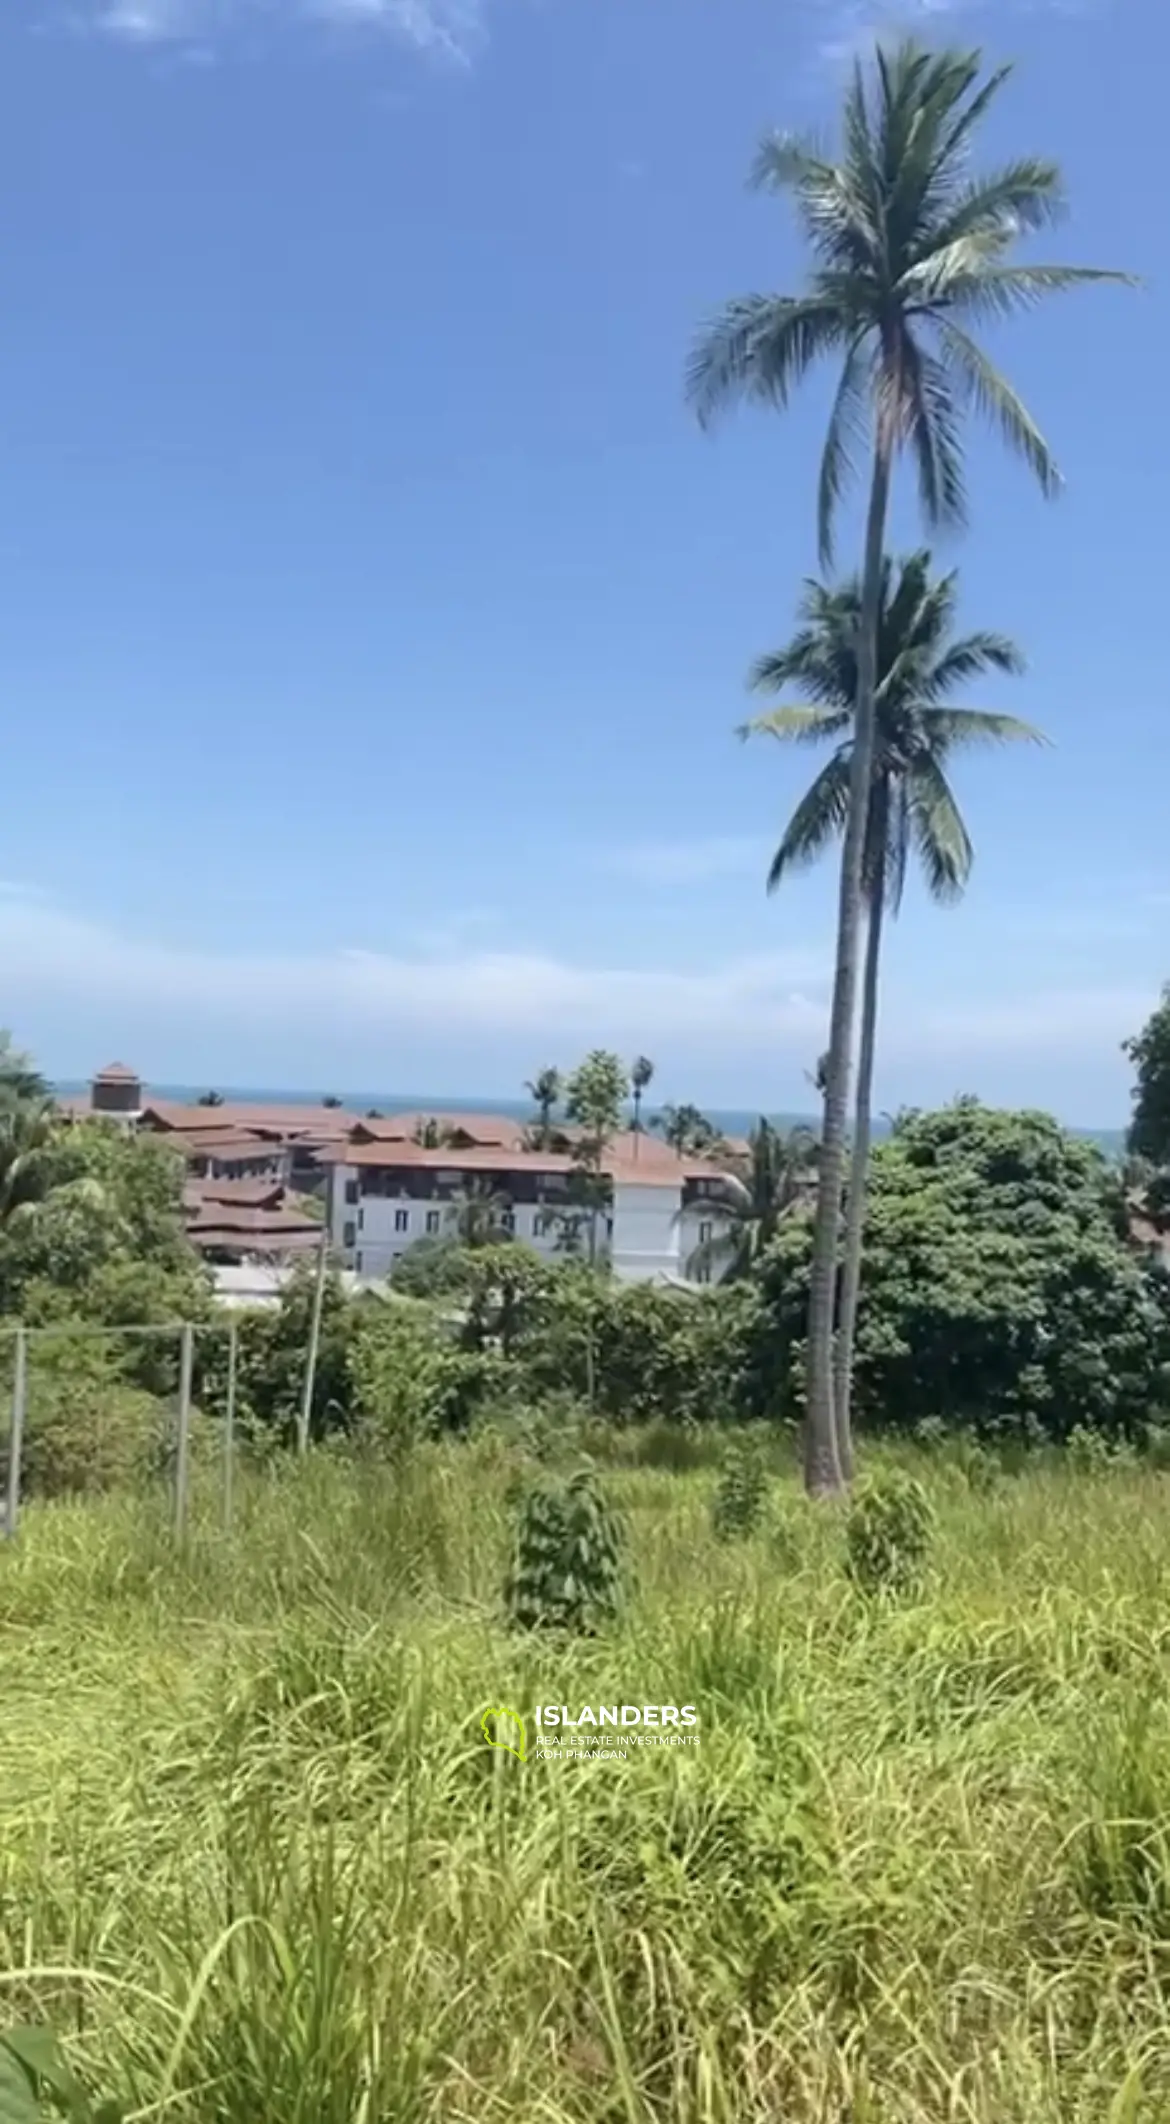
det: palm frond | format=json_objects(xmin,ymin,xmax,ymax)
[
  {"xmin": 937, "ymin": 318, "xmax": 1061, "ymax": 496},
  {"xmin": 932, "ymin": 261, "xmax": 1139, "ymax": 321},
  {"xmin": 738, "ymin": 704, "xmax": 852, "ymax": 744},
  {"xmin": 921, "ymin": 706, "xmax": 1049, "ymax": 749},
  {"xmin": 767, "ymin": 753, "xmax": 851, "ymax": 892},
  {"xmin": 906, "ymin": 753, "xmax": 974, "ymax": 901},
  {"xmin": 897, "ymin": 334, "xmax": 968, "ymax": 529},
  {"xmin": 686, "ymin": 297, "xmax": 846, "ymax": 428},
  {"xmin": 817, "ymin": 332, "xmax": 871, "ymax": 568},
  {"xmin": 916, "ymin": 630, "xmax": 1025, "ymax": 692},
  {"xmin": 924, "ymin": 157, "xmax": 1066, "ymax": 251}
]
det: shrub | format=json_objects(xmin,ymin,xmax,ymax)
[
  {"xmin": 711, "ymin": 1434, "xmax": 769, "ymax": 1541},
  {"xmin": 505, "ymin": 1466, "xmax": 624, "ymax": 1633},
  {"xmin": 845, "ymin": 1473, "xmax": 933, "ymax": 1598},
  {"xmin": 954, "ymin": 1437, "xmax": 1000, "ymax": 1493},
  {"xmin": 1066, "ymin": 1424, "xmax": 1114, "ymax": 1474}
]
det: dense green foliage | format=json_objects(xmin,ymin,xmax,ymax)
[
  {"xmin": 844, "ymin": 1472, "xmax": 933, "ymax": 1596},
  {"xmin": 505, "ymin": 1465, "xmax": 624, "ymax": 1632},
  {"xmin": 756, "ymin": 1100, "xmax": 1170, "ymax": 1441},
  {"xmin": 1125, "ymin": 986, "xmax": 1170, "ymax": 1168},
  {"xmin": 7, "ymin": 1444, "xmax": 1170, "ymax": 2121}
]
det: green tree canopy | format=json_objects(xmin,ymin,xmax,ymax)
[
  {"xmin": 754, "ymin": 1099, "xmax": 1166, "ymax": 1441},
  {"xmin": 1124, "ymin": 987, "xmax": 1170, "ymax": 1168}
]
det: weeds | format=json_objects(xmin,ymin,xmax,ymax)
[{"xmin": 3, "ymin": 1441, "xmax": 1170, "ymax": 2120}]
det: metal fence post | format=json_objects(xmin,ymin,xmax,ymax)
[
  {"xmin": 4, "ymin": 1327, "xmax": 28, "ymax": 1540},
  {"xmin": 297, "ymin": 1233, "xmax": 329, "ymax": 1456},
  {"xmin": 174, "ymin": 1322, "xmax": 194, "ymax": 1545},
  {"xmin": 223, "ymin": 1320, "xmax": 238, "ymax": 1535}
]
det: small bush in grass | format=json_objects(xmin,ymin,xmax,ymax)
[
  {"xmin": 845, "ymin": 1472, "xmax": 933, "ymax": 1598},
  {"xmin": 1067, "ymin": 1424, "xmax": 1113, "ymax": 1474},
  {"xmin": 505, "ymin": 1465, "xmax": 623, "ymax": 1633},
  {"xmin": 954, "ymin": 1436, "xmax": 1000, "ymax": 1493},
  {"xmin": 0, "ymin": 2025, "xmax": 123, "ymax": 2123},
  {"xmin": 711, "ymin": 1434, "xmax": 769, "ymax": 1541},
  {"xmin": 913, "ymin": 1415, "xmax": 948, "ymax": 1452},
  {"xmin": 1142, "ymin": 1419, "xmax": 1170, "ymax": 1469}
]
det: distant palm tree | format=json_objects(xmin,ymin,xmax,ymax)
[
  {"xmin": 686, "ymin": 1119, "xmax": 817, "ymax": 1284},
  {"xmin": 197, "ymin": 1090, "xmax": 224, "ymax": 1107},
  {"xmin": 744, "ymin": 550, "xmax": 1041, "ymax": 1465},
  {"xmin": 525, "ymin": 1067, "xmax": 563, "ymax": 1149},
  {"xmin": 688, "ymin": 36, "xmax": 1131, "ymax": 1494},
  {"xmin": 446, "ymin": 1178, "xmax": 514, "ymax": 1249},
  {"xmin": 630, "ymin": 1056, "xmax": 655, "ymax": 1136},
  {"xmin": 413, "ymin": 1117, "xmax": 456, "ymax": 1150},
  {"xmin": 0, "ymin": 1101, "xmax": 54, "ymax": 1227},
  {"xmin": 653, "ymin": 1103, "xmax": 722, "ymax": 1158}
]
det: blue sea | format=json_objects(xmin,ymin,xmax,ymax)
[{"xmin": 53, "ymin": 1081, "xmax": 1128, "ymax": 1162}]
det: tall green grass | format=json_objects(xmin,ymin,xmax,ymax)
[{"xmin": 3, "ymin": 1439, "xmax": 1170, "ymax": 2120}]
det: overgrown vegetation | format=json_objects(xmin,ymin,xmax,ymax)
[{"xmin": 4, "ymin": 1441, "xmax": 1170, "ymax": 2121}]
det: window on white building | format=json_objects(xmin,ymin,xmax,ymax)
[
  {"xmin": 699, "ymin": 1220, "xmax": 713, "ymax": 1244},
  {"xmin": 343, "ymin": 1221, "xmax": 356, "ymax": 1249},
  {"xmin": 500, "ymin": 1210, "xmax": 515, "ymax": 1233},
  {"xmin": 395, "ymin": 1209, "xmax": 410, "ymax": 1233},
  {"xmin": 344, "ymin": 1178, "xmax": 359, "ymax": 1205},
  {"xmin": 356, "ymin": 1251, "xmax": 363, "ymax": 1275},
  {"xmin": 425, "ymin": 1210, "xmax": 441, "ymax": 1235}
]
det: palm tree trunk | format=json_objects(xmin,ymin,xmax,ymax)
[
  {"xmin": 802, "ymin": 427, "xmax": 892, "ymax": 1499},
  {"xmin": 833, "ymin": 871, "xmax": 884, "ymax": 1482}
]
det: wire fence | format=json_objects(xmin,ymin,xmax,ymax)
[{"xmin": 0, "ymin": 1262, "xmax": 328, "ymax": 1545}]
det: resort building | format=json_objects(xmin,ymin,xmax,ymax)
[
  {"xmin": 60, "ymin": 1069, "xmax": 742, "ymax": 1289},
  {"xmin": 318, "ymin": 1112, "xmax": 733, "ymax": 1286}
]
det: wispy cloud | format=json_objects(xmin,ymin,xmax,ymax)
[
  {"xmin": 0, "ymin": 893, "xmax": 1154, "ymax": 1103},
  {"xmin": 600, "ymin": 836, "xmax": 769, "ymax": 888},
  {"xmin": 84, "ymin": 0, "xmax": 491, "ymax": 57},
  {"xmin": 0, "ymin": 894, "xmax": 830, "ymax": 1056},
  {"xmin": 805, "ymin": 0, "xmax": 1082, "ymax": 73}
]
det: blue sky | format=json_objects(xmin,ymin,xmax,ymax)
[{"xmin": 0, "ymin": 0, "xmax": 1162, "ymax": 1121}]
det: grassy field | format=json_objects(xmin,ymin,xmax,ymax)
[{"xmin": 2, "ymin": 1432, "xmax": 1170, "ymax": 2122}]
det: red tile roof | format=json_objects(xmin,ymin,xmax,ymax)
[
  {"xmin": 349, "ymin": 1111, "xmax": 530, "ymax": 1149},
  {"xmin": 319, "ymin": 1126, "xmax": 728, "ymax": 1191},
  {"xmin": 141, "ymin": 1101, "xmax": 361, "ymax": 1140},
  {"xmin": 183, "ymin": 1177, "xmax": 288, "ymax": 1211}
]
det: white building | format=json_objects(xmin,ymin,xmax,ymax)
[{"xmin": 318, "ymin": 1112, "xmax": 733, "ymax": 1286}]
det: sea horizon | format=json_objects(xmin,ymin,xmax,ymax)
[{"xmin": 52, "ymin": 1080, "xmax": 1129, "ymax": 1159}]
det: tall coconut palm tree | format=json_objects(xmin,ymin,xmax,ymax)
[
  {"xmin": 686, "ymin": 1119, "xmax": 817, "ymax": 1284},
  {"xmin": 687, "ymin": 39, "xmax": 1129, "ymax": 1496},
  {"xmin": 744, "ymin": 551, "xmax": 1042, "ymax": 1472},
  {"xmin": 525, "ymin": 1067, "xmax": 563, "ymax": 1149}
]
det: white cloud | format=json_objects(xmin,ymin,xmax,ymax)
[
  {"xmin": 894, "ymin": 983, "xmax": 1156, "ymax": 1059},
  {"xmin": 86, "ymin": 0, "xmax": 490, "ymax": 53},
  {"xmin": 0, "ymin": 895, "xmax": 829, "ymax": 1054},
  {"xmin": 601, "ymin": 836, "xmax": 769, "ymax": 888},
  {"xmin": 1, "ymin": 893, "xmax": 1152, "ymax": 1099}
]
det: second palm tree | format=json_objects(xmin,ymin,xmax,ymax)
[{"xmin": 744, "ymin": 551, "xmax": 1043, "ymax": 1470}]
